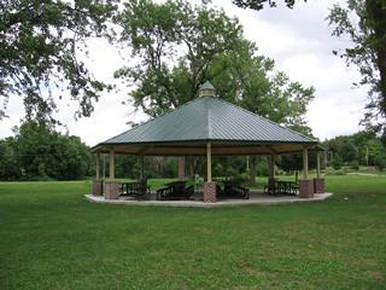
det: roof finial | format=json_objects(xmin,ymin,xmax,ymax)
[{"xmin": 198, "ymin": 81, "xmax": 216, "ymax": 97}]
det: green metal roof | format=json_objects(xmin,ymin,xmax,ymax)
[{"xmin": 97, "ymin": 96, "xmax": 316, "ymax": 151}]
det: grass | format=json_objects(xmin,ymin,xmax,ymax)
[{"xmin": 0, "ymin": 176, "xmax": 385, "ymax": 289}]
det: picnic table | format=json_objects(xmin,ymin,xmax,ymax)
[
  {"xmin": 120, "ymin": 180, "xmax": 150, "ymax": 199},
  {"xmin": 156, "ymin": 180, "xmax": 194, "ymax": 200},
  {"xmin": 217, "ymin": 179, "xmax": 249, "ymax": 199}
]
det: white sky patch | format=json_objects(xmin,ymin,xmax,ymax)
[{"xmin": 0, "ymin": 0, "xmax": 369, "ymax": 146}]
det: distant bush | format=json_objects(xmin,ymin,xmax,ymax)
[
  {"xmin": 332, "ymin": 156, "xmax": 343, "ymax": 170},
  {"xmin": 347, "ymin": 161, "xmax": 360, "ymax": 171}
]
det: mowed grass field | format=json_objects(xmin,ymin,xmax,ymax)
[{"xmin": 0, "ymin": 175, "xmax": 385, "ymax": 289}]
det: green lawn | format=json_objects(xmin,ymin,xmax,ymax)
[{"xmin": 0, "ymin": 175, "xmax": 385, "ymax": 289}]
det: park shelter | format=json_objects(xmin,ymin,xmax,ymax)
[{"xmin": 91, "ymin": 81, "xmax": 325, "ymax": 202}]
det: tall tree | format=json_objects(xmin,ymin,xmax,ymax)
[
  {"xmin": 328, "ymin": 0, "xmax": 386, "ymax": 132},
  {"xmin": 0, "ymin": 0, "xmax": 117, "ymax": 123},
  {"xmin": 115, "ymin": 0, "xmax": 246, "ymax": 116},
  {"xmin": 0, "ymin": 138, "xmax": 20, "ymax": 180},
  {"xmin": 7, "ymin": 120, "xmax": 93, "ymax": 180},
  {"xmin": 115, "ymin": 0, "xmax": 315, "ymax": 182},
  {"xmin": 115, "ymin": 0, "xmax": 314, "ymax": 125}
]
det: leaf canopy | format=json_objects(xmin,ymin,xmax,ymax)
[{"xmin": 0, "ymin": 0, "xmax": 117, "ymax": 123}]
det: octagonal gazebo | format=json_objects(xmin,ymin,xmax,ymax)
[{"xmin": 91, "ymin": 81, "xmax": 325, "ymax": 202}]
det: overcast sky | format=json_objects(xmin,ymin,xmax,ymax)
[{"xmin": 0, "ymin": 0, "xmax": 368, "ymax": 146}]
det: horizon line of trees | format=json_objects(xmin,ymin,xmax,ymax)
[{"xmin": 1, "ymin": 120, "xmax": 385, "ymax": 182}]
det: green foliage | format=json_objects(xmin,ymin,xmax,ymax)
[
  {"xmin": 328, "ymin": 0, "xmax": 386, "ymax": 132},
  {"xmin": 332, "ymin": 155, "xmax": 343, "ymax": 170},
  {"xmin": 231, "ymin": 0, "xmax": 302, "ymax": 10},
  {"xmin": 114, "ymin": 155, "xmax": 141, "ymax": 179},
  {"xmin": 325, "ymin": 130, "xmax": 386, "ymax": 171},
  {"xmin": 0, "ymin": 139, "xmax": 20, "ymax": 180},
  {"xmin": 374, "ymin": 151, "xmax": 386, "ymax": 171},
  {"xmin": 277, "ymin": 153, "xmax": 303, "ymax": 173},
  {"xmin": 347, "ymin": 160, "xmax": 360, "ymax": 171},
  {"xmin": 0, "ymin": 121, "xmax": 92, "ymax": 181},
  {"xmin": 0, "ymin": 0, "xmax": 117, "ymax": 122},
  {"xmin": 255, "ymin": 156, "xmax": 269, "ymax": 176}
]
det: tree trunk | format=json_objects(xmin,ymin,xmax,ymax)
[
  {"xmin": 178, "ymin": 156, "xmax": 185, "ymax": 179},
  {"xmin": 249, "ymin": 155, "xmax": 257, "ymax": 184}
]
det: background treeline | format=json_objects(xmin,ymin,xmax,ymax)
[
  {"xmin": 324, "ymin": 131, "xmax": 386, "ymax": 171},
  {"xmin": 1, "ymin": 121, "xmax": 385, "ymax": 181},
  {"xmin": 0, "ymin": 121, "xmax": 92, "ymax": 181}
]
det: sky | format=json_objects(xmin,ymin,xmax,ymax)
[{"xmin": 0, "ymin": 0, "xmax": 368, "ymax": 146}]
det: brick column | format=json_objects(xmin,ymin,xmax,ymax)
[
  {"xmin": 313, "ymin": 178, "xmax": 325, "ymax": 193},
  {"xmin": 299, "ymin": 180, "xmax": 314, "ymax": 198},
  {"xmin": 92, "ymin": 179, "xmax": 102, "ymax": 196},
  {"xmin": 104, "ymin": 181, "xmax": 120, "ymax": 200},
  {"xmin": 203, "ymin": 182, "xmax": 217, "ymax": 203}
]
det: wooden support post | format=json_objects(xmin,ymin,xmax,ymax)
[
  {"xmin": 303, "ymin": 148, "xmax": 309, "ymax": 180},
  {"xmin": 140, "ymin": 155, "xmax": 145, "ymax": 180},
  {"xmin": 178, "ymin": 156, "xmax": 185, "ymax": 179},
  {"xmin": 95, "ymin": 152, "xmax": 100, "ymax": 180},
  {"xmin": 207, "ymin": 142, "xmax": 212, "ymax": 182},
  {"xmin": 103, "ymin": 154, "xmax": 106, "ymax": 179},
  {"xmin": 109, "ymin": 149, "xmax": 115, "ymax": 180},
  {"xmin": 267, "ymin": 154, "xmax": 275, "ymax": 180}
]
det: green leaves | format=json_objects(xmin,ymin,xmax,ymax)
[
  {"xmin": 1, "ymin": 120, "xmax": 93, "ymax": 181},
  {"xmin": 0, "ymin": 0, "xmax": 117, "ymax": 123},
  {"xmin": 232, "ymin": 0, "xmax": 303, "ymax": 10},
  {"xmin": 328, "ymin": 0, "xmax": 386, "ymax": 132}
]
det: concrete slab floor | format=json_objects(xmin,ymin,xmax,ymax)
[{"xmin": 85, "ymin": 191, "xmax": 333, "ymax": 208}]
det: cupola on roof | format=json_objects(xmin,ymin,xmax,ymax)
[{"xmin": 199, "ymin": 80, "xmax": 216, "ymax": 97}]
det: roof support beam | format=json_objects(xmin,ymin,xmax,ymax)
[
  {"xmin": 262, "ymin": 145, "xmax": 278, "ymax": 155},
  {"xmin": 138, "ymin": 145, "xmax": 153, "ymax": 155}
]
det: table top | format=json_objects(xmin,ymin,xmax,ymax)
[{"xmin": 166, "ymin": 180, "xmax": 187, "ymax": 186}]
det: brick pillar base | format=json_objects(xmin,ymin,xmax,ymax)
[
  {"xmin": 92, "ymin": 179, "xmax": 102, "ymax": 196},
  {"xmin": 313, "ymin": 178, "xmax": 325, "ymax": 193},
  {"xmin": 203, "ymin": 182, "xmax": 217, "ymax": 203},
  {"xmin": 299, "ymin": 180, "xmax": 314, "ymax": 198},
  {"xmin": 104, "ymin": 181, "xmax": 120, "ymax": 200}
]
